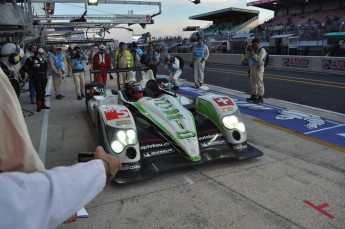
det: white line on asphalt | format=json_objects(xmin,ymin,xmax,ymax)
[
  {"xmin": 38, "ymin": 75, "xmax": 52, "ymax": 164},
  {"xmin": 183, "ymin": 175, "xmax": 194, "ymax": 184},
  {"xmin": 304, "ymin": 124, "xmax": 345, "ymax": 134},
  {"xmin": 269, "ymin": 98, "xmax": 345, "ymax": 117}
]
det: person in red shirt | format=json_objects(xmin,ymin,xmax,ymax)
[{"xmin": 92, "ymin": 44, "xmax": 111, "ymax": 85}]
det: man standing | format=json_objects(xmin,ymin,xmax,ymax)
[
  {"xmin": 70, "ymin": 46, "xmax": 85, "ymax": 100},
  {"xmin": 246, "ymin": 38, "xmax": 267, "ymax": 104},
  {"xmin": 143, "ymin": 42, "xmax": 160, "ymax": 78},
  {"xmin": 130, "ymin": 42, "xmax": 143, "ymax": 81},
  {"xmin": 114, "ymin": 42, "xmax": 132, "ymax": 89},
  {"xmin": 93, "ymin": 44, "xmax": 111, "ymax": 85},
  {"xmin": 66, "ymin": 47, "xmax": 73, "ymax": 77},
  {"xmin": 164, "ymin": 54, "xmax": 182, "ymax": 90},
  {"xmin": 25, "ymin": 44, "xmax": 37, "ymax": 104},
  {"xmin": 191, "ymin": 37, "xmax": 209, "ymax": 88},
  {"xmin": 49, "ymin": 46, "xmax": 65, "ymax": 99},
  {"xmin": 26, "ymin": 48, "xmax": 49, "ymax": 112}
]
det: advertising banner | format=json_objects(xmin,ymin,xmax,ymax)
[
  {"xmin": 111, "ymin": 14, "xmax": 151, "ymax": 24},
  {"xmin": 282, "ymin": 57, "xmax": 311, "ymax": 69},
  {"xmin": 322, "ymin": 59, "xmax": 345, "ymax": 71}
]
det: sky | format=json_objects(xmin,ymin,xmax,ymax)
[{"xmin": 54, "ymin": 0, "xmax": 274, "ymax": 43}]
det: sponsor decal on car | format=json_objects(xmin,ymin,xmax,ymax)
[
  {"xmin": 116, "ymin": 119, "xmax": 132, "ymax": 125},
  {"xmin": 120, "ymin": 164, "xmax": 141, "ymax": 171},
  {"xmin": 104, "ymin": 107, "xmax": 130, "ymax": 121},
  {"xmin": 142, "ymin": 148, "xmax": 175, "ymax": 158},
  {"xmin": 201, "ymin": 139, "xmax": 226, "ymax": 147},
  {"xmin": 140, "ymin": 142, "xmax": 171, "ymax": 150},
  {"xmin": 213, "ymin": 97, "xmax": 234, "ymax": 107},
  {"xmin": 199, "ymin": 133, "xmax": 226, "ymax": 147},
  {"xmin": 233, "ymin": 144, "xmax": 248, "ymax": 151}
]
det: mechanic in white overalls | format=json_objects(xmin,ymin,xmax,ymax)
[
  {"xmin": 191, "ymin": 37, "xmax": 209, "ymax": 89},
  {"xmin": 247, "ymin": 38, "xmax": 267, "ymax": 104}
]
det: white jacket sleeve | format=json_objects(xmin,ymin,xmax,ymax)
[
  {"xmin": 0, "ymin": 67, "xmax": 44, "ymax": 172},
  {"xmin": 0, "ymin": 160, "xmax": 107, "ymax": 229}
]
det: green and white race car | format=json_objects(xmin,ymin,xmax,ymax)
[{"xmin": 85, "ymin": 72, "xmax": 263, "ymax": 183}]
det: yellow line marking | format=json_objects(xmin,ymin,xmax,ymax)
[{"xmin": 253, "ymin": 118, "xmax": 345, "ymax": 153}]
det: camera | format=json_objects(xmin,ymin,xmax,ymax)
[{"xmin": 246, "ymin": 46, "xmax": 254, "ymax": 52}]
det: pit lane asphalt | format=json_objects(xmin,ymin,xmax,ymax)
[{"xmin": 20, "ymin": 65, "xmax": 345, "ymax": 229}]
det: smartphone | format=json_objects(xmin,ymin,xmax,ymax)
[{"xmin": 78, "ymin": 152, "xmax": 94, "ymax": 162}]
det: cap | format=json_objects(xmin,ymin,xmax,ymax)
[
  {"xmin": 99, "ymin": 44, "xmax": 106, "ymax": 50},
  {"xmin": 197, "ymin": 37, "xmax": 202, "ymax": 40},
  {"xmin": 37, "ymin": 48, "xmax": 45, "ymax": 54}
]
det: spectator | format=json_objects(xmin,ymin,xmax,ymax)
[
  {"xmin": 191, "ymin": 37, "xmax": 209, "ymax": 88},
  {"xmin": 25, "ymin": 44, "xmax": 37, "ymax": 104},
  {"xmin": 114, "ymin": 42, "xmax": 133, "ymax": 89},
  {"xmin": 0, "ymin": 42, "xmax": 24, "ymax": 97},
  {"xmin": 246, "ymin": 38, "xmax": 267, "ymax": 104},
  {"xmin": 0, "ymin": 146, "xmax": 121, "ymax": 229},
  {"xmin": 164, "ymin": 54, "xmax": 182, "ymax": 90},
  {"xmin": 130, "ymin": 42, "xmax": 144, "ymax": 81},
  {"xmin": 70, "ymin": 46, "xmax": 85, "ymax": 100},
  {"xmin": 143, "ymin": 42, "xmax": 160, "ymax": 78},
  {"xmin": 25, "ymin": 48, "xmax": 50, "ymax": 112},
  {"xmin": 93, "ymin": 44, "xmax": 111, "ymax": 85},
  {"xmin": 49, "ymin": 46, "xmax": 65, "ymax": 99}
]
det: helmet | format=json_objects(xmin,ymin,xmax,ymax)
[
  {"xmin": 126, "ymin": 81, "xmax": 143, "ymax": 100},
  {"xmin": 0, "ymin": 43, "xmax": 24, "ymax": 65}
]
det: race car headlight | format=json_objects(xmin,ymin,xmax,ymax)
[
  {"xmin": 127, "ymin": 129, "xmax": 136, "ymax": 144},
  {"xmin": 111, "ymin": 141, "xmax": 124, "ymax": 153},
  {"xmin": 222, "ymin": 115, "xmax": 245, "ymax": 132},
  {"xmin": 106, "ymin": 126, "xmax": 138, "ymax": 153}
]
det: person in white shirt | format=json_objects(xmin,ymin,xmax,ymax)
[
  {"xmin": 0, "ymin": 146, "xmax": 121, "ymax": 229},
  {"xmin": 164, "ymin": 54, "xmax": 182, "ymax": 90}
]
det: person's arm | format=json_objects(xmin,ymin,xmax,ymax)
[
  {"xmin": 172, "ymin": 57, "xmax": 180, "ymax": 70},
  {"xmin": 70, "ymin": 59, "xmax": 76, "ymax": 69},
  {"xmin": 114, "ymin": 51, "xmax": 118, "ymax": 68},
  {"xmin": 25, "ymin": 57, "xmax": 34, "ymax": 76},
  {"xmin": 0, "ymin": 145, "xmax": 120, "ymax": 229},
  {"xmin": 203, "ymin": 45, "xmax": 210, "ymax": 61},
  {"xmin": 191, "ymin": 47, "xmax": 195, "ymax": 62},
  {"xmin": 49, "ymin": 56, "xmax": 59, "ymax": 74},
  {"xmin": 0, "ymin": 160, "xmax": 106, "ymax": 229},
  {"xmin": 253, "ymin": 47, "xmax": 266, "ymax": 66},
  {"xmin": 152, "ymin": 51, "xmax": 160, "ymax": 65}
]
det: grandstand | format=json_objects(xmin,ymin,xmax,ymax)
[
  {"xmin": 188, "ymin": 7, "xmax": 259, "ymax": 53},
  {"xmin": 184, "ymin": 1, "xmax": 345, "ymax": 56},
  {"xmin": 247, "ymin": 0, "xmax": 345, "ymax": 55}
]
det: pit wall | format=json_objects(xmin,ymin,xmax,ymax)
[{"xmin": 170, "ymin": 53, "xmax": 345, "ymax": 76}]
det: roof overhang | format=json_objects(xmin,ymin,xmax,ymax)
[{"xmin": 189, "ymin": 7, "xmax": 259, "ymax": 21}]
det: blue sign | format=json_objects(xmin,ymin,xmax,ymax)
[{"xmin": 176, "ymin": 84, "xmax": 345, "ymax": 149}]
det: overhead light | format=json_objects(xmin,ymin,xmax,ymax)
[
  {"xmin": 189, "ymin": 0, "xmax": 200, "ymax": 4},
  {"xmin": 88, "ymin": 0, "xmax": 98, "ymax": 5}
]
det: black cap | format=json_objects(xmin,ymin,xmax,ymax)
[{"xmin": 197, "ymin": 37, "xmax": 202, "ymax": 40}]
